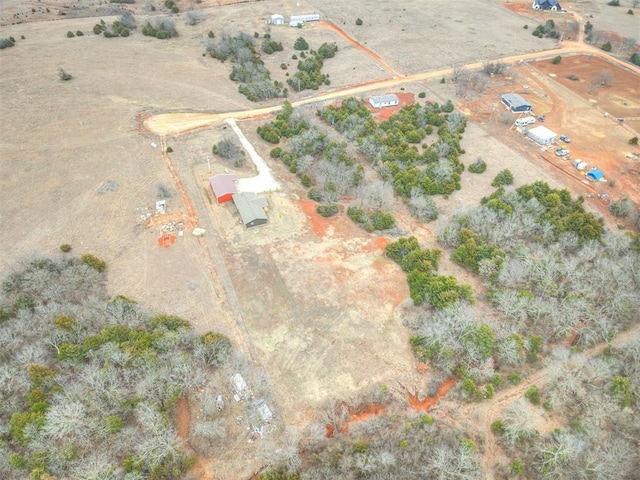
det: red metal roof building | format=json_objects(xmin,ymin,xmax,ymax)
[{"xmin": 209, "ymin": 174, "xmax": 238, "ymax": 204}]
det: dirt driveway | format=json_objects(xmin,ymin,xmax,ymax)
[{"xmin": 461, "ymin": 55, "xmax": 640, "ymax": 225}]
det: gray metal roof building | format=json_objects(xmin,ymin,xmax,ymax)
[
  {"xmin": 232, "ymin": 192, "xmax": 268, "ymax": 228},
  {"xmin": 501, "ymin": 93, "xmax": 533, "ymax": 113}
]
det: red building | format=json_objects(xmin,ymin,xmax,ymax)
[{"xmin": 209, "ymin": 174, "xmax": 238, "ymax": 203}]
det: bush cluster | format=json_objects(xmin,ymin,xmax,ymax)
[
  {"xmin": 347, "ymin": 206, "xmax": 395, "ymax": 232},
  {"xmin": 142, "ymin": 19, "xmax": 178, "ymax": 39},
  {"xmin": 208, "ymin": 32, "xmax": 285, "ymax": 101},
  {"xmin": 386, "ymin": 237, "xmax": 473, "ymax": 308}
]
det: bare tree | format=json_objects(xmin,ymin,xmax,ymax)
[
  {"xmin": 597, "ymin": 69, "xmax": 614, "ymax": 87},
  {"xmin": 185, "ymin": 8, "xmax": 203, "ymax": 26},
  {"xmin": 408, "ymin": 187, "xmax": 438, "ymax": 222},
  {"xmin": 354, "ymin": 181, "xmax": 394, "ymax": 211}
]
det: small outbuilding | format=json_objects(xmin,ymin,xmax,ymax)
[
  {"xmin": 527, "ymin": 125, "xmax": 557, "ymax": 145},
  {"xmin": 290, "ymin": 13, "xmax": 320, "ymax": 27},
  {"xmin": 267, "ymin": 14, "xmax": 285, "ymax": 25},
  {"xmin": 233, "ymin": 192, "xmax": 268, "ymax": 228},
  {"xmin": 209, "ymin": 174, "xmax": 238, "ymax": 204},
  {"xmin": 501, "ymin": 93, "xmax": 533, "ymax": 113},
  {"xmin": 369, "ymin": 94, "xmax": 399, "ymax": 109},
  {"xmin": 586, "ymin": 169, "xmax": 605, "ymax": 181}
]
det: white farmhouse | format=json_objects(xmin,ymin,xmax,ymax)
[{"xmin": 369, "ymin": 94, "xmax": 399, "ymax": 109}]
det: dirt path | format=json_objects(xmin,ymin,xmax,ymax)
[
  {"xmin": 452, "ymin": 323, "xmax": 640, "ymax": 478},
  {"xmin": 144, "ymin": 26, "xmax": 640, "ymax": 138},
  {"xmin": 317, "ymin": 20, "xmax": 402, "ymax": 78}
]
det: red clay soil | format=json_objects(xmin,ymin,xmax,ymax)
[
  {"xmin": 367, "ymin": 92, "xmax": 416, "ymax": 122},
  {"xmin": 407, "ymin": 377, "xmax": 458, "ymax": 412},
  {"xmin": 300, "ymin": 199, "xmax": 335, "ymax": 237},
  {"xmin": 176, "ymin": 397, "xmax": 190, "ymax": 440},
  {"xmin": 326, "ymin": 377, "xmax": 459, "ymax": 437}
]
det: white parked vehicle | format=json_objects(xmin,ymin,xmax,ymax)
[{"xmin": 515, "ymin": 116, "xmax": 536, "ymax": 127}]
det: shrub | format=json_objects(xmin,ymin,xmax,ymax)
[
  {"xmin": 356, "ymin": 18, "xmax": 363, "ymax": 26},
  {"xmin": 524, "ymin": 385, "xmax": 540, "ymax": 404},
  {"xmin": 491, "ymin": 420, "xmax": 505, "ymax": 435},
  {"xmin": 60, "ymin": 244, "xmax": 72, "ymax": 253},
  {"xmin": 510, "ymin": 459, "xmax": 525, "ymax": 476},
  {"xmin": 629, "ymin": 136, "xmax": 639, "ymax": 145},
  {"xmin": 80, "ymin": 253, "xmax": 107, "ymax": 272},
  {"xmin": 318, "ymin": 42, "xmax": 338, "ymax": 59},
  {"xmin": 552, "ymin": 55, "xmax": 561, "ymax": 64},
  {"xmin": 166, "ymin": 146, "xmax": 173, "ymax": 153},
  {"xmin": 609, "ymin": 199, "xmax": 633, "ymax": 217},
  {"xmin": 93, "ymin": 24, "xmax": 103, "ymax": 35},
  {"xmin": 208, "ymin": 30, "xmax": 215, "ymax": 38},
  {"xmin": 418, "ymin": 92, "xmax": 426, "ymax": 98},
  {"xmin": 601, "ymin": 41, "xmax": 612, "ymax": 52},
  {"xmin": 526, "ymin": 335, "xmax": 543, "ymax": 362},
  {"xmin": 508, "ymin": 373, "xmax": 522, "ymax": 384},
  {"xmin": 607, "ymin": 0, "xmax": 620, "ymax": 5},
  {"xmin": 440, "ymin": 77, "xmax": 445, "ymax": 83},
  {"xmin": 293, "ymin": 37, "xmax": 308, "ymax": 50},
  {"xmin": 171, "ymin": 5, "xmax": 179, "ymax": 13},
  {"xmin": 67, "ymin": 31, "xmax": 75, "ymax": 38},
  {"xmin": 307, "ymin": 188, "xmax": 322, "ymax": 202},
  {"xmin": 492, "ymin": 169, "xmax": 514, "ymax": 187},
  {"xmin": 468, "ymin": 157, "xmax": 486, "ymax": 173},
  {"xmin": 628, "ymin": 9, "xmax": 635, "ymax": 14},
  {"xmin": 262, "ymin": 38, "xmax": 283, "ymax": 54},
  {"xmin": 76, "ymin": 30, "xmax": 84, "ymax": 36},
  {"xmin": 58, "ymin": 68, "xmax": 72, "ymax": 81},
  {"xmin": 317, "ymin": 204, "xmax": 339, "ymax": 217},
  {"xmin": 610, "ymin": 376, "xmax": 632, "ymax": 407}
]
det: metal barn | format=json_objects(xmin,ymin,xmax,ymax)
[
  {"xmin": 501, "ymin": 93, "xmax": 533, "ymax": 113},
  {"xmin": 209, "ymin": 174, "xmax": 238, "ymax": 204}
]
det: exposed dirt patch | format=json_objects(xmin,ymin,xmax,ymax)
[
  {"xmin": 460, "ymin": 57, "xmax": 640, "ymax": 228},
  {"xmin": 366, "ymin": 91, "xmax": 416, "ymax": 122}
]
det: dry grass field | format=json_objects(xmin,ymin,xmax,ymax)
[{"xmin": 1, "ymin": 0, "xmax": 639, "ymax": 478}]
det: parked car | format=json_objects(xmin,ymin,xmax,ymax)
[
  {"xmin": 556, "ymin": 148, "xmax": 569, "ymax": 156},
  {"xmin": 537, "ymin": 115, "xmax": 545, "ymax": 122},
  {"xmin": 559, "ymin": 134, "xmax": 571, "ymax": 143}
]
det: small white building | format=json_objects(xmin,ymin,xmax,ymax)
[
  {"xmin": 290, "ymin": 13, "xmax": 320, "ymax": 27},
  {"xmin": 369, "ymin": 94, "xmax": 399, "ymax": 109},
  {"xmin": 527, "ymin": 125, "xmax": 557, "ymax": 145},
  {"xmin": 266, "ymin": 14, "xmax": 285, "ymax": 25}
]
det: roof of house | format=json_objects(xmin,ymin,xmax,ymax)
[
  {"xmin": 209, "ymin": 174, "xmax": 238, "ymax": 198},
  {"xmin": 370, "ymin": 94, "xmax": 399, "ymax": 103},
  {"xmin": 534, "ymin": 0, "xmax": 560, "ymax": 5},
  {"xmin": 528, "ymin": 125, "xmax": 557, "ymax": 139},
  {"xmin": 501, "ymin": 93, "xmax": 532, "ymax": 109},
  {"xmin": 586, "ymin": 169, "xmax": 604, "ymax": 180},
  {"xmin": 233, "ymin": 192, "xmax": 268, "ymax": 225}
]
